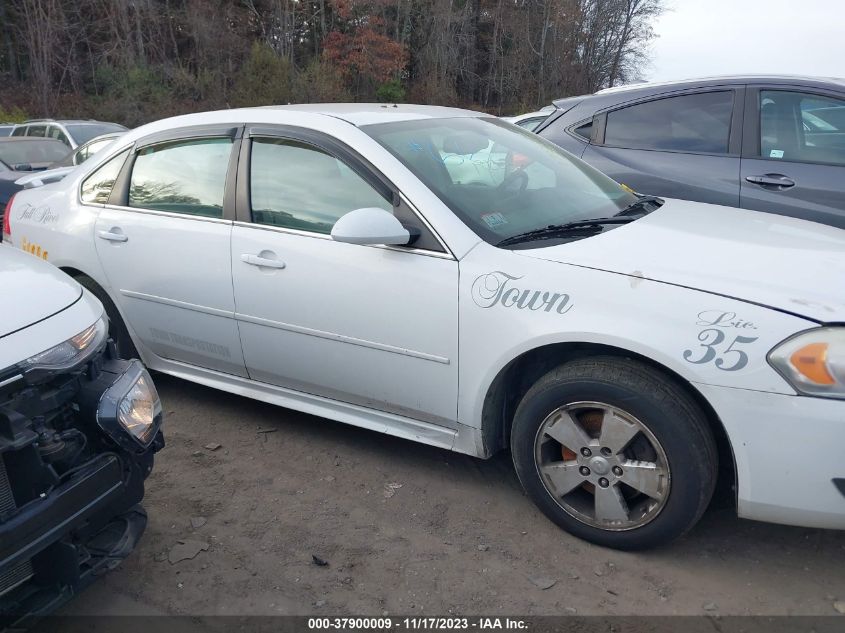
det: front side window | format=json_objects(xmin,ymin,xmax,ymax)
[
  {"xmin": 10, "ymin": 126, "xmax": 27, "ymax": 137},
  {"xmin": 249, "ymin": 138, "xmax": 392, "ymax": 234},
  {"xmin": 47, "ymin": 125, "xmax": 70, "ymax": 147},
  {"xmin": 363, "ymin": 117, "xmax": 638, "ymax": 245},
  {"xmin": 81, "ymin": 149, "xmax": 130, "ymax": 204},
  {"xmin": 760, "ymin": 90, "xmax": 845, "ymax": 166},
  {"xmin": 129, "ymin": 138, "xmax": 232, "ymax": 218},
  {"xmin": 604, "ymin": 91, "xmax": 733, "ymax": 154}
]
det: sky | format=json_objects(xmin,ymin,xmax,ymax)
[{"xmin": 647, "ymin": 0, "xmax": 845, "ymax": 82}]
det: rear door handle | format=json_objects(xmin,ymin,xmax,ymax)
[
  {"xmin": 241, "ymin": 254, "xmax": 286, "ymax": 269},
  {"xmin": 97, "ymin": 229, "xmax": 128, "ymax": 242},
  {"xmin": 745, "ymin": 174, "xmax": 795, "ymax": 189}
]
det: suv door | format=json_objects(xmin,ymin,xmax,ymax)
[
  {"xmin": 580, "ymin": 89, "xmax": 743, "ymax": 206},
  {"xmin": 740, "ymin": 87, "xmax": 845, "ymax": 229},
  {"xmin": 230, "ymin": 126, "xmax": 459, "ymax": 426},
  {"xmin": 91, "ymin": 126, "xmax": 249, "ymax": 376}
]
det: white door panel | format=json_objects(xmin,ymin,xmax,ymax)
[
  {"xmin": 94, "ymin": 208, "xmax": 247, "ymax": 376},
  {"xmin": 232, "ymin": 226, "xmax": 459, "ymax": 424}
]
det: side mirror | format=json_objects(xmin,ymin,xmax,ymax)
[{"xmin": 331, "ymin": 207, "xmax": 411, "ymax": 246}]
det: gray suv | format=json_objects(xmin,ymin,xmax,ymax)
[{"xmin": 537, "ymin": 75, "xmax": 845, "ymax": 229}]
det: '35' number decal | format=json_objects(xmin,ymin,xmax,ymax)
[{"xmin": 683, "ymin": 329, "xmax": 758, "ymax": 371}]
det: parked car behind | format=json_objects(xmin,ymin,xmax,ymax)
[
  {"xmin": 11, "ymin": 120, "xmax": 127, "ymax": 150},
  {"xmin": 49, "ymin": 132, "xmax": 124, "ymax": 168},
  {"xmin": 6, "ymin": 104, "xmax": 845, "ymax": 550},
  {"xmin": 537, "ymin": 75, "xmax": 845, "ymax": 229},
  {"xmin": 502, "ymin": 105, "xmax": 556, "ymax": 131},
  {"xmin": 0, "ymin": 244, "xmax": 163, "ymax": 628},
  {"xmin": 0, "ymin": 124, "xmax": 14, "ymax": 138}
]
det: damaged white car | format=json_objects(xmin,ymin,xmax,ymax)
[{"xmin": 5, "ymin": 104, "xmax": 845, "ymax": 549}]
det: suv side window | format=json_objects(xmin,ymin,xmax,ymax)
[
  {"xmin": 27, "ymin": 125, "xmax": 47, "ymax": 138},
  {"xmin": 47, "ymin": 125, "xmax": 71, "ymax": 147},
  {"xmin": 249, "ymin": 137, "xmax": 392, "ymax": 234},
  {"xmin": 81, "ymin": 149, "xmax": 130, "ymax": 204},
  {"xmin": 760, "ymin": 90, "xmax": 845, "ymax": 166},
  {"xmin": 129, "ymin": 137, "xmax": 233, "ymax": 218},
  {"xmin": 604, "ymin": 91, "xmax": 733, "ymax": 154},
  {"xmin": 11, "ymin": 126, "xmax": 27, "ymax": 137}
]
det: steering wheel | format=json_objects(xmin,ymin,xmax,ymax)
[{"xmin": 497, "ymin": 168, "xmax": 529, "ymax": 196}]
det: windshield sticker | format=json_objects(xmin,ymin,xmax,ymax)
[
  {"xmin": 471, "ymin": 271, "xmax": 574, "ymax": 314},
  {"xmin": 481, "ymin": 212, "xmax": 508, "ymax": 228},
  {"xmin": 683, "ymin": 310, "xmax": 759, "ymax": 371}
]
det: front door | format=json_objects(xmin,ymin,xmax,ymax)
[
  {"xmin": 740, "ymin": 87, "xmax": 845, "ymax": 229},
  {"xmin": 93, "ymin": 129, "xmax": 248, "ymax": 376},
  {"xmin": 231, "ymin": 131, "xmax": 459, "ymax": 425}
]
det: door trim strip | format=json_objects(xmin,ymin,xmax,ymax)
[
  {"xmin": 120, "ymin": 289, "xmax": 234, "ymax": 319},
  {"xmin": 235, "ymin": 312, "xmax": 451, "ymax": 365}
]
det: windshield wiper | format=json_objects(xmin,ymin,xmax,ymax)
[
  {"xmin": 616, "ymin": 194, "xmax": 664, "ymax": 217},
  {"xmin": 496, "ymin": 216, "xmax": 639, "ymax": 248}
]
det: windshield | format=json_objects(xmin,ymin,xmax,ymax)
[
  {"xmin": 363, "ymin": 117, "xmax": 638, "ymax": 245},
  {"xmin": 66, "ymin": 123, "xmax": 127, "ymax": 145},
  {"xmin": 0, "ymin": 139, "xmax": 69, "ymax": 166}
]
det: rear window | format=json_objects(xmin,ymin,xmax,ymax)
[
  {"xmin": 0, "ymin": 139, "xmax": 68, "ymax": 166},
  {"xmin": 604, "ymin": 91, "xmax": 733, "ymax": 154}
]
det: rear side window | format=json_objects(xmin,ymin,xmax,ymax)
[
  {"xmin": 11, "ymin": 126, "xmax": 27, "ymax": 137},
  {"xmin": 604, "ymin": 91, "xmax": 733, "ymax": 154},
  {"xmin": 249, "ymin": 138, "xmax": 391, "ymax": 234},
  {"xmin": 27, "ymin": 125, "xmax": 47, "ymax": 138},
  {"xmin": 129, "ymin": 138, "xmax": 232, "ymax": 218},
  {"xmin": 760, "ymin": 90, "xmax": 845, "ymax": 166},
  {"xmin": 81, "ymin": 149, "xmax": 130, "ymax": 204}
]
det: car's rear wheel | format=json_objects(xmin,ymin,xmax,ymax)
[
  {"xmin": 511, "ymin": 356, "xmax": 717, "ymax": 550},
  {"xmin": 75, "ymin": 274, "xmax": 138, "ymax": 360}
]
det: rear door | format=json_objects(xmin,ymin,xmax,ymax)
[
  {"xmin": 92, "ymin": 125, "xmax": 248, "ymax": 376},
  {"xmin": 580, "ymin": 88, "xmax": 743, "ymax": 206},
  {"xmin": 739, "ymin": 86, "xmax": 845, "ymax": 229}
]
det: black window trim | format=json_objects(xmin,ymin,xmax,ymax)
[
  {"xmin": 106, "ymin": 124, "xmax": 243, "ymax": 221},
  {"xmin": 235, "ymin": 124, "xmax": 450, "ymax": 256},
  {"xmin": 585, "ymin": 87, "xmax": 745, "ymax": 157},
  {"xmin": 741, "ymin": 84, "xmax": 845, "ymax": 168}
]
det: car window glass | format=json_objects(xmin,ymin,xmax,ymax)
[
  {"xmin": 249, "ymin": 138, "xmax": 392, "ymax": 235},
  {"xmin": 11, "ymin": 126, "xmax": 27, "ymax": 137},
  {"xmin": 129, "ymin": 138, "xmax": 232, "ymax": 218},
  {"xmin": 81, "ymin": 149, "xmax": 130, "ymax": 204},
  {"xmin": 516, "ymin": 117, "xmax": 544, "ymax": 131},
  {"xmin": 66, "ymin": 123, "xmax": 127, "ymax": 145},
  {"xmin": 47, "ymin": 125, "xmax": 70, "ymax": 146},
  {"xmin": 760, "ymin": 90, "xmax": 845, "ymax": 166},
  {"xmin": 604, "ymin": 91, "xmax": 733, "ymax": 153},
  {"xmin": 574, "ymin": 122, "xmax": 592, "ymax": 140},
  {"xmin": 27, "ymin": 125, "xmax": 47, "ymax": 138}
]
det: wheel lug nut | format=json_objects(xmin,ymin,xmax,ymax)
[
  {"xmin": 598, "ymin": 478, "xmax": 609, "ymax": 488},
  {"xmin": 580, "ymin": 447, "xmax": 592, "ymax": 457},
  {"xmin": 579, "ymin": 466, "xmax": 590, "ymax": 476},
  {"xmin": 612, "ymin": 466, "xmax": 623, "ymax": 476},
  {"xmin": 601, "ymin": 447, "xmax": 612, "ymax": 457}
]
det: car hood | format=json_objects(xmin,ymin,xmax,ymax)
[
  {"xmin": 516, "ymin": 198, "xmax": 845, "ymax": 323},
  {"xmin": 0, "ymin": 245, "xmax": 82, "ymax": 338}
]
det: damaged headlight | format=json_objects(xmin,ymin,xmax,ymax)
[
  {"xmin": 768, "ymin": 327, "xmax": 845, "ymax": 399},
  {"xmin": 19, "ymin": 315, "xmax": 108, "ymax": 372},
  {"xmin": 96, "ymin": 361, "xmax": 163, "ymax": 451}
]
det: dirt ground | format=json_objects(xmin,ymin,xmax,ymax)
[{"xmin": 62, "ymin": 374, "xmax": 845, "ymax": 617}]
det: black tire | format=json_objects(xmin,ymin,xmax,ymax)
[
  {"xmin": 511, "ymin": 356, "xmax": 717, "ymax": 550},
  {"xmin": 75, "ymin": 274, "xmax": 139, "ymax": 360}
]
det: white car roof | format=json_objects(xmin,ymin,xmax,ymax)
[{"xmin": 264, "ymin": 103, "xmax": 489, "ymax": 126}]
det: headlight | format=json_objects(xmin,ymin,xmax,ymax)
[
  {"xmin": 768, "ymin": 327, "xmax": 845, "ymax": 399},
  {"xmin": 19, "ymin": 315, "xmax": 107, "ymax": 372},
  {"xmin": 96, "ymin": 361, "xmax": 162, "ymax": 451}
]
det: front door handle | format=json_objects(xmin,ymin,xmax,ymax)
[
  {"xmin": 745, "ymin": 174, "xmax": 795, "ymax": 189},
  {"xmin": 97, "ymin": 229, "xmax": 128, "ymax": 242},
  {"xmin": 241, "ymin": 253, "xmax": 286, "ymax": 269}
]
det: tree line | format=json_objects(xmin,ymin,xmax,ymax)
[{"xmin": 0, "ymin": 0, "xmax": 662, "ymax": 126}]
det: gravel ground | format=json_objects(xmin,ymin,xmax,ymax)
[{"xmin": 60, "ymin": 374, "xmax": 845, "ymax": 618}]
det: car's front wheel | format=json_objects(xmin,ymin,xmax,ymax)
[{"xmin": 511, "ymin": 357, "xmax": 717, "ymax": 550}]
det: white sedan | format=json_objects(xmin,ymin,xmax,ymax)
[{"xmin": 5, "ymin": 104, "xmax": 845, "ymax": 549}]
